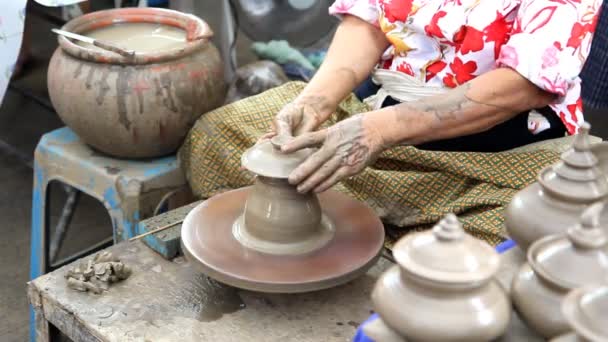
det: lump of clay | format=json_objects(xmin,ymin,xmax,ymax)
[{"xmin": 65, "ymin": 251, "xmax": 131, "ymax": 294}]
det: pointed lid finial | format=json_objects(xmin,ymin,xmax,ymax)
[
  {"xmin": 567, "ymin": 202, "xmax": 607, "ymax": 248},
  {"xmin": 539, "ymin": 121, "xmax": 608, "ymax": 201},
  {"xmin": 393, "ymin": 213, "xmax": 499, "ymax": 285}
]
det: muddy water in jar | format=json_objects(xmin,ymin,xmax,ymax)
[{"xmin": 79, "ymin": 22, "xmax": 187, "ymax": 53}]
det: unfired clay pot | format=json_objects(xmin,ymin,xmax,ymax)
[
  {"xmin": 511, "ymin": 203, "xmax": 608, "ymax": 339},
  {"xmin": 367, "ymin": 214, "xmax": 511, "ymax": 342},
  {"xmin": 550, "ymin": 284, "xmax": 608, "ymax": 342},
  {"xmin": 505, "ymin": 122, "xmax": 608, "ymax": 252},
  {"xmin": 235, "ymin": 136, "xmax": 335, "ymax": 255},
  {"xmin": 48, "ymin": 8, "xmax": 225, "ymax": 158}
]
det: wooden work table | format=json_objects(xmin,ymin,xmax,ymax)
[{"xmin": 28, "ymin": 240, "xmax": 543, "ymax": 342}]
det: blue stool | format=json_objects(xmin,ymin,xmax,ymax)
[{"xmin": 29, "ymin": 127, "xmax": 188, "ymax": 341}]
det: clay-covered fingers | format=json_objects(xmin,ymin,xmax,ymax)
[
  {"xmin": 256, "ymin": 131, "xmax": 277, "ymax": 144},
  {"xmin": 288, "ymin": 147, "xmax": 336, "ymax": 188},
  {"xmin": 313, "ymin": 167, "xmax": 350, "ymax": 193},
  {"xmin": 281, "ymin": 130, "xmax": 327, "ymax": 153},
  {"xmin": 294, "ymin": 156, "xmax": 343, "ymax": 193},
  {"xmin": 274, "ymin": 117, "xmax": 294, "ymax": 137},
  {"xmin": 293, "ymin": 118, "xmax": 319, "ymax": 136}
]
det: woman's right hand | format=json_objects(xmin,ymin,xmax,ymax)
[{"xmin": 273, "ymin": 95, "xmax": 333, "ymax": 137}]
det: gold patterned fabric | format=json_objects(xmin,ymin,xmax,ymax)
[{"xmin": 179, "ymin": 81, "xmax": 560, "ymax": 247}]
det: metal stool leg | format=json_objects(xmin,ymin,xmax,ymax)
[
  {"xmin": 30, "ymin": 162, "xmax": 50, "ymax": 342},
  {"xmin": 48, "ymin": 185, "xmax": 80, "ymax": 265},
  {"xmin": 47, "ymin": 184, "xmax": 113, "ymax": 270}
]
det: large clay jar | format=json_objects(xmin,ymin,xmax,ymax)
[
  {"xmin": 505, "ymin": 122, "xmax": 608, "ymax": 252},
  {"xmin": 550, "ymin": 284, "xmax": 608, "ymax": 342},
  {"xmin": 48, "ymin": 8, "xmax": 225, "ymax": 158},
  {"xmin": 511, "ymin": 203, "xmax": 608, "ymax": 339},
  {"xmin": 234, "ymin": 136, "xmax": 335, "ymax": 255},
  {"xmin": 367, "ymin": 214, "xmax": 511, "ymax": 342}
]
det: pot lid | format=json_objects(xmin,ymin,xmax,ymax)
[
  {"xmin": 528, "ymin": 202, "xmax": 608, "ymax": 290},
  {"xmin": 539, "ymin": 122, "xmax": 608, "ymax": 201},
  {"xmin": 562, "ymin": 284, "xmax": 608, "ymax": 342},
  {"xmin": 393, "ymin": 213, "xmax": 500, "ymax": 284},
  {"xmin": 241, "ymin": 135, "xmax": 313, "ymax": 178}
]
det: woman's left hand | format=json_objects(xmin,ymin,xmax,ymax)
[{"xmin": 280, "ymin": 114, "xmax": 388, "ymax": 193}]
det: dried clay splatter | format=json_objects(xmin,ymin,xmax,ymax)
[{"xmin": 65, "ymin": 251, "xmax": 131, "ymax": 294}]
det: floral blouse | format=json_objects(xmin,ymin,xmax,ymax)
[{"xmin": 329, "ymin": 0, "xmax": 601, "ymax": 134}]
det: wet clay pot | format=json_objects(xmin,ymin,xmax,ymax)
[
  {"xmin": 236, "ymin": 136, "xmax": 335, "ymax": 255},
  {"xmin": 180, "ymin": 134, "xmax": 385, "ymax": 292},
  {"xmin": 550, "ymin": 284, "xmax": 608, "ymax": 342},
  {"xmin": 505, "ymin": 122, "xmax": 608, "ymax": 252},
  {"xmin": 367, "ymin": 214, "xmax": 510, "ymax": 342},
  {"xmin": 48, "ymin": 8, "xmax": 225, "ymax": 158},
  {"xmin": 511, "ymin": 203, "xmax": 608, "ymax": 339}
]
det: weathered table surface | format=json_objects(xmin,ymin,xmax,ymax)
[{"xmin": 28, "ymin": 241, "xmax": 542, "ymax": 342}]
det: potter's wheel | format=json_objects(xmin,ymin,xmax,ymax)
[{"xmin": 181, "ymin": 187, "xmax": 384, "ymax": 293}]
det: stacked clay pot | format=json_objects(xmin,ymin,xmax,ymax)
[
  {"xmin": 551, "ymin": 284, "xmax": 608, "ymax": 342},
  {"xmin": 366, "ymin": 214, "xmax": 511, "ymax": 342},
  {"xmin": 505, "ymin": 122, "xmax": 608, "ymax": 251},
  {"xmin": 511, "ymin": 203, "xmax": 608, "ymax": 339}
]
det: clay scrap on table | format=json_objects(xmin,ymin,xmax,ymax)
[{"xmin": 65, "ymin": 251, "xmax": 131, "ymax": 294}]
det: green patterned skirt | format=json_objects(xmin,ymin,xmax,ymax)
[{"xmin": 179, "ymin": 82, "xmax": 561, "ymax": 246}]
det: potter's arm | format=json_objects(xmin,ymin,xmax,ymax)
[
  {"xmin": 273, "ymin": 15, "xmax": 389, "ymax": 136},
  {"xmin": 281, "ymin": 68, "xmax": 554, "ymax": 193},
  {"xmin": 369, "ymin": 68, "xmax": 555, "ymax": 146}
]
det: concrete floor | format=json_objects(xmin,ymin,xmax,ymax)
[
  {"xmin": 0, "ymin": 4, "xmax": 258, "ymax": 341},
  {"xmin": 1, "ymin": 4, "xmax": 607, "ymax": 342},
  {"xmin": 0, "ymin": 10, "xmax": 114, "ymax": 342}
]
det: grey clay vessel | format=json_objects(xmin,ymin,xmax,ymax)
[
  {"xmin": 235, "ymin": 136, "xmax": 335, "ymax": 255},
  {"xmin": 550, "ymin": 284, "xmax": 608, "ymax": 342},
  {"xmin": 511, "ymin": 203, "xmax": 608, "ymax": 339},
  {"xmin": 505, "ymin": 122, "xmax": 608, "ymax": 252},
  {"xmin": 368, "ymin": 214, "xmax": 510, "ymax": 342}
]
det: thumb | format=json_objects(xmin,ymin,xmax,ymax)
[{"xmin": 274, "ymin": 118, "xmax": 294, "ymax": 138}]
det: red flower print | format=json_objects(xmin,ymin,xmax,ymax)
[
  {"xmin": 484, "ymin": 12, "xmax": 513, "ymax": 59},
  {"xmin": 331, "ymin": 0, "xmax": 355, "ymax": 12},
  {"xmin": 522, "ymin": 6, "xmax": 557, "ymax": 34},
  {"xmin": 541, "ymin": 45, "xmax": 559, "ymax": 69},
  {"xmin": 426, "ymin": 61, "xmax": 447, "ymax": 81},
  {"xmin": 443, "ymin": 74, "xmax": 458, "ymax": 88},
  {"xmin": 540, "ymin": 76, "xmax": 567, "ymax": 96},
  {"xmin": 443, "ymin": 0, "xmax": 463, "ymax": 6},
  {"xmin": 453, "ymin": 26, "xmax": 466, "ymax": 44},
  {"xmin": 569, "ymin": 98, "xmax": 583, "ymax": 116},
  {"xmin": 554, "ymin": 41, "xmax": 562, "ymax": 50},
  {"xmin": 381, "ymin": 0, "xmax": 414, "ymax": 23},
  {"xmin": 381, "ymin": 59, "xmax": 393, "ymax": 70},
  {"xmin": 558, "ymin": 111, "xmax": 577, "ymax": 134},
  {"xmin": 443, "ymin": 58, "xmax": 477, "ymax": 87},
  {"xmin": 425, "ymin": 11, "xmax": 447, "ymax": 39},
  {"xmin": 397, "ymin": 61, "xmax": 415, "ymax": 76},
  {"xmin": 458, "ymin": 26, "xmax": 484, "ymax": 54},
  {"xmin": 497, "ymin": 45, "xmax": 519, "ymax": 69},
  {"xmin": 567, "ymin": 22, "xmax": 594, "ymax": 49}
]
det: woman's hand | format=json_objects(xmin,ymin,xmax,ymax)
[
  {"xmin": 280, "ymin": 113, "xmax": 388, "ymax": 193},
  {"xmin": 273, "ymin": 96, "xmax": 333, "ymax": 137}
]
